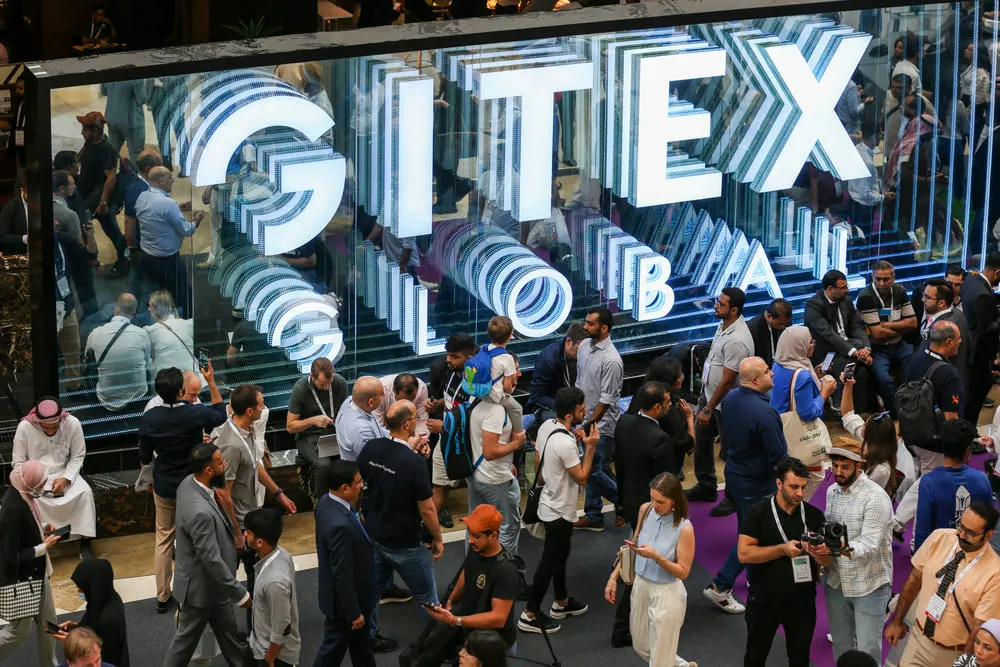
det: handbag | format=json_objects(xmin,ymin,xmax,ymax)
[
  {"xmin": 780, "ymin": 369, "xmax": 833, "ymax": 466},
  {"xmin": 614, "ymin": 503, "xmax": 653, "ymax": 586},
  {"xmin": 0, "ymin": 577, "xmax": 44, "ymax": 622},
  {"xmin": 522, "ymin": 427, "xmax": 570, "ymax": 535}
]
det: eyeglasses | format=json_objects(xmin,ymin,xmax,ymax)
[{"xmin": 956, "ymin": 521, "xmax": 986, "ymax": 539}]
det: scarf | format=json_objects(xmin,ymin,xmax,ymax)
[
  {"xmin": 23, "ymin": 398, "xmax": 69, "ymax": 427},
  {"xmin": 10, "ymin": 460, "xmax": 47, "ymax": 526},
  {"xmin": 883, "ymin": 112, "xmax": 937, "ymax": 187},
  {"xmin": 774, "ymin": 325, "xmax": 821, "ymax": 389}
]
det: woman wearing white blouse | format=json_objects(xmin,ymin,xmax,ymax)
[
  {"xmin": 144, "ymin": 290, "xmax": 204, "ymax": 384},
  {"xmin": 605, "ymin": 473, "xmax": 697, "ymax": 667}
]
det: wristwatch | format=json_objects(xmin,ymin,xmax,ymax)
[
  {"xmin": 274, "ymin": 489, "xmax": 285, "ymax": 499},
  {"xmin": 455, "ymin": 616, "xmax": 462, "ymax": 627}
]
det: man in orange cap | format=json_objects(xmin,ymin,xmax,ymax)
[
  {"xmin": 76, "ymin": 110, "xmax": 129, "ymax": 278},
  {"xmin": 414, "ymin": 504, "xmax": 521, "ymax": 665}
]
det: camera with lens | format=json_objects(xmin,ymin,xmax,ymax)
[{"xmin": 801, "ymin": 522, "xmax": 852, "ymax": 557}]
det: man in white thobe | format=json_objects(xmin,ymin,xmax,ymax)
[{"xmin": 12, "ymin": 398, "xmax": 97, "ymax": 558}]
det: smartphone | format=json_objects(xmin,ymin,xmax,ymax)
[
  {"xmin": 844, "ymin": 362, "xmax": 857, "ymax": 381},
  {"xmin": 52, "ymin": 524, "xmax": 71, "ymax": 540},
  {"xmin": 820, "ymin": 351, "xmax": 836, "ymax": 372},
  {"xmin": 420, "ymin": 602, "xmax": 437, "ymax": 611},
  {"xmin": 624, "ymin": 539, "xmax": 636, "ymax": 547},
  {"xmin": 44, "ymin": 621, "xmax": 60, "ymax": 635},
  {"xmin": 197, "ymin": 347, "xmax": 211, "ymax": 371}
]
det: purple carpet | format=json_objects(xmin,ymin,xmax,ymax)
[{"xmin": 688, "ymin": 455, "xmax": 991, "ymax": 666}]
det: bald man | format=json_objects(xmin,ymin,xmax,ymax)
[
  {"xmin": 134, "ymin": 165, "xmax": 204, "ymax": 317},
  {"xmin": 145, "ymin": 370, "xmax": 202, "ymax": 411},
  {"xmin": 356, "ymin": 399, "xmax": 444, "ymax": 650},
  {"xmin": 84, "ymin": 292, "xmax": 151, "ymax": 411},
  {"xmin": 334, "ymin": 376, "xmax": 389, "ymax": 462},
  {"xmin": 703, "ymin": 356, "xmax": 789, "ymax": 615}
]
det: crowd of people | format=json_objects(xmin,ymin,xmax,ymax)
[{"xmin": 7, "ymin": 254, "xmax": 1000, "ymax": 666}]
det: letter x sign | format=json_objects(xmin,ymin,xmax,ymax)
[{"xmin": 754, "ymin": 32, "xmax": 871, "ymax": 192}]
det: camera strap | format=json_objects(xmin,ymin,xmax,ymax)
[{"xmin": 770, "ymin": 496, "xmax": 806, "ymax": 544}]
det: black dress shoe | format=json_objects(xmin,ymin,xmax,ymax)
[
  {"xmin": 371, "ymin": 633, "xmax": 398, "ymax": 653},
  {"xmin": 79, "ymin": 539, "xmax": 95, "ymax": 560},
  {"xmin": 438, "ymin": 508, "xmax": 454, "ymax": 529},
  {"xmin": 684, "ymin": 485, "xmax": 717, "ymax": 502},
  {"xmin": 380, "ymin": 585, "xmax": 414, "ymax": 604},
  {"xmin": 611, "ymin": 634, "xmax": 632, "ymax": 648},
  {"xmin": 156, "ymin": 596, "xmax": 175, "ymax": 614},
  {"xmin": 709, "ymin": 497, "xmax": 737, "ymax": 517}
]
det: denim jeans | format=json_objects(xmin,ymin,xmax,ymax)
[
  {"xmin": 468, "ymin": 475, "xmax": 522, "ymax": 554},
  {"xmin": 824, "ymin": 582, "xmax": 891, "ymax": 663},
  {"xmin": 585, "ymin": 435, "xmax": 618, "ymax": 522},
  {"xmin": 870, "ymin": 340, "xmax": 912, "ymax": 418},
  {"xmin": 370, "ymin": 543, "xmax": 439, "ymax": 638},
  {"xmin": 712, "ymin": 475, "xmax": 771, "ymax": 591}
]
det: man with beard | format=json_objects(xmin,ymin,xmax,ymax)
[
  {"xmin": 885, "ymin": 503, "xmax": 1000, "ymax": 667},
  {"xmin": 417, "ymin": 505, "xmax": 521, "ymax": 665},
  {"xmin": 738, "ymin": 457, "xmax": 827, "ymax": 667},
  {"xmin": 856, "ymin": 261, "xmax": 917, "ymax": 418},
  {"xmin": 823, "ymin": 439, "xmax": 894, "ymax": 663},
  {"xmin": 163, "ymin": 442, "xmax": 251, "ymax": 667}
]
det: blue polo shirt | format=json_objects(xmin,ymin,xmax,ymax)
[
  {"xmin": 914, "ymin": 465, "xmax": 994, "ymax": 552},
  {"xmin": 720, "ymin": 386, "xmax": 788, "ymax": 494}
]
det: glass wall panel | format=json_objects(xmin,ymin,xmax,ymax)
[{"xmin": 43, "ymin": 3, "xmax": 1000, "ymax": 437}]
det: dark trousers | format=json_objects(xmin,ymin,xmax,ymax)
[
  {"xmin": 139, "ymin": 252, "xmax": 190, "ymax": 316},
  {"xmin": 693, "ymin": 407, "xmax": 721, "ymax": 491},
  {"xmin": 412, "ymin": 623, "xmax": 465, "ymax": 667},
  {"xmin": 296, "ymin": 433, "xmax": 332, "ymax": 496},
  {"xmin": 313, "ymin": 616, "xmax": 375, "ymax": 667},
  {"xmin": 612, "ymin": 582, "xmax": 633, "ymax": 643},
  {"xmin": 163, "ymin": 602, "xmax": 248, "ymax": 667},
  {"xmin": 744, "ymin": 598, "xmax": 816, "ymax": 667},
  {"xmin": 238, "ymin": 548, "xmax": 258, "ymax": 628},
  {"xmin": 95, "ymin": 212, "xmax": 127, "ymax": 266},
  {"xmin": 965, "ymin": 362, "xmax": 994, "ymax": 422},
  {"xmin": 527, "ymin": 518, "xmax": 573, "ymax": 613}
]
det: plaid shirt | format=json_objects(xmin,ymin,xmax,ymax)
[{"xmin": 823, "ymin": 472, "xmax": 894, "ymax": 597}]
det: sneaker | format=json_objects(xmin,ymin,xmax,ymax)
[
  {"xmin": 684, "ymin": 485, "xmax": 717, "ymax": 502},
  {"xmin": 156, "ymin": 596, "xmax": 175, "ymax": 614},
  {"xmin": 550, "ymin": 597, "xmax": 588, "ymax": 619},
  {"xmin": 572, "ymin": 517, "xmax": 604, "ymax": 532},
  {"xmin": 438, "ymin": 507, "xmax": 454, "ymax": 529},
  {"xmin": 380, "ymin": 585, "xmax": 413, "ymax": 604},
  {"xmin": 517, "ymin": 611, "xmax": 561, "ymax": 634},
  {"xmin": 709, "ymin": 497, "xmax": 736, "ymax": 517},
  {"xmin": 702, "ymin": 584, "xmax": 745, "ymax": 614},
  {"xmin": 371, "ymin": 633, "xmax": 398, "ymax": 653}
]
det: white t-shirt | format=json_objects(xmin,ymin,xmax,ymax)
[
  {"xmin": 536, "ymin": 420, "xmax": 581, "ymax": 523},
  {"xmin": 470, "ymin": 400, "xmax": 513, "ymax": 485},
  {"xmin": 486, "ymin": 345, "xmax": 516, "ymax": 404}
]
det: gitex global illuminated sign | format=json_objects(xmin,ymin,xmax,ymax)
[{"xmin": 166, "ymin": 18, "xmax": 871, "ymax": 367}]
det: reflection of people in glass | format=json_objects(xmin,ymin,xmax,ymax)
[
  {"xmin": 101, "ymin": 80, "xmax": 148, "ymax": 165},
  {"xmin": 146, "ymin": 290, "xmax": 201, "ymax": 382},
  {"xmin": 135, "ymin": 166, "xmax": 203, "ymax": 317},
  {"xmin": 84, "ymin": 293, "xmax": 152, "ymax": 411},
  {"xmin": 81, "ymin": 4, "xmax": 117, "ymax": 45},
  {"xmin": 883, "ymin": 95, "xmax": 941, "ymax": 245},
  {"xmin": 53, "ymin": 169, "xmax": 99, "ymax": 318},
  {"xmin": 77, "ymin": 111, "xmax": 129, "ymax": 278}
]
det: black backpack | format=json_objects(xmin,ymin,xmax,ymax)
[{"xmin": 896, "ymin": 360, "xmax": 947, "ymax": 452}]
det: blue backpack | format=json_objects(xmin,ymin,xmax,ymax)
[
  {"xmin": 462, "ymin": 345, "xmax": 507, "ymax": 398},
  {"xmin": 440, "ymin": 398, "xmax": 509, "ymax": 480}
]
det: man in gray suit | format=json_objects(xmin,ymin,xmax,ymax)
[{"xmin": 164, "ymin": 442, "xmax": 252, "ymax": 667}]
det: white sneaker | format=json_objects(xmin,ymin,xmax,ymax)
[{"xmin": 702, "ymin": 584, "xmax": 745, "ymax": 614}]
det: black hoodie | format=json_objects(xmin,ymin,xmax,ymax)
[{"xmin": 71, "ymin": 559, "xmax": 130, "ymax": 667}]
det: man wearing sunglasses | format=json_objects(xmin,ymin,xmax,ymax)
[{"xmin": 886, "ymin": 502, "xmax": 1000, "ymax": 667}]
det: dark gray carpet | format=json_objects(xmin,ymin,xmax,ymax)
[{"xmin": 7, "ymin": 526, "xmax": 808, "ymax": 666}]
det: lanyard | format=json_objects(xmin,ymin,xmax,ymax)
[
  {"xmin": 873, "ymin": 287, "xmax": 894, "ymax": 311},
  {"xmin": 769, "ymin": 329, "xmax": 776, "ymax": 362},
  {"xmin": 309, "ymin": 383, "xmax": 335, "ymax": 419},
  {"xmin": 770, "ymin": 496, "xmax": 806, "ymax": 544},
  {"xmin": 944, "ymin": 542, "xmax": 986, "ymax": 598},
  {"xmin": 228, "ymin": 419, "xmax": 259, "ymax": 495}
]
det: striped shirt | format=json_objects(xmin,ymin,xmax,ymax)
[{"xmin": 824, "ymin": 472, "xmax": 894, "ymax": 597}]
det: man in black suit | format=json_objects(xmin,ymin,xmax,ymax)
[
  {"xmin": 611, "ymin": 381, "xmax": 677, "ymax": 647},
  {"xmin": 0, "ymin": 179, "xmax": 27, "ymax": 255},
  {"xmin": 804, "ymin": 269, "xmax": 874, "ymax": 410},
  {"xmin": 314, "ymin": 459, "xmax": 376, "ymax": 667},
  {"xmin": 745, "ymin": 298, "xmax": 793, "ymax": 369},
  {"xmin": 960, "ymin": 254, "xmax": 1000, "ymax": 422},
  {"xmin": 915, "ymin": 279, "xmax": 970, "ymax": 377}
]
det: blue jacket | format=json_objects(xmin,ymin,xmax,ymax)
[
  {"xmin": 914, "ymin": 465, "xmax": 994, "ymax": 552},
  {"xmin": 721, "ymin": 386, "xmax": 788, "ymax": 493},
  {"xmin": 315, "ymin": 494, "xmax": 376, "ymax": 623},
  {"xmin": 528, "ymin": 339, "xmax": 572, "ymax": 411},
  {"xmin": 770, "ymin": 363, "xmax": 825, "ymax": 422}
]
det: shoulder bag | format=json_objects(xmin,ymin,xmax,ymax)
[
  {"xmin": 614, "ymin": 502, "xmax": 653, "ymax": 586},
  {"xmin": 522, "ymin": 426, "xmax": 570, "ymax": 538},
  {"xmin": 780, "ymin": 369, "xmax": 833, "ymax": 466},
  {"xmin": 83, "ymin": 322, "xmax": 130, "ymax": 389},
  {"xmin": 0, "ymin": 577, "xmax": 44, "ymax": 622},
  {"xmin": 157, "ymin": 319, "xmax": 199, "ymax": 371}
]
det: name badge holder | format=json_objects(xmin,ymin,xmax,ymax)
[{"xmin": 771, "ymin": 497, "xmax": 812, "ymax": 584}]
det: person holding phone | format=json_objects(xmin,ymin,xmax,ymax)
[
  {"xmin": 0, "ymin": 460, "xmax": 64, "ymax": 666},
  {"xmin": 49, "ymin": 558, "xmax": 130, "ymax": 667},
  {"xmin": 605, "ymin": 473, "xmax": 697, "ymax": 667}
]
